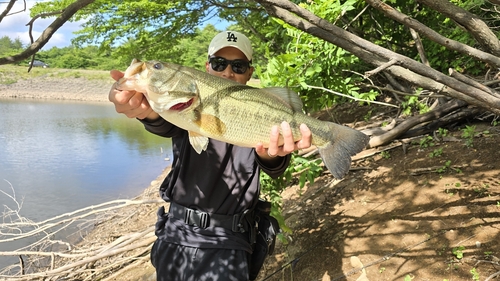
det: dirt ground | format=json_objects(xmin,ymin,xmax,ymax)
[
  {"xmin": 257, "ymin": 111, "xmax": 500, "ymax": 281},
  {"xmin": 0, "ymin": 68, "xmax": 113, "ymax": 102},
  {"xmin": 103, "ymin": 106, "xmax": 500, "ymax": 281},
  {"xmin": 1, "ymin": 74, "xmax": 499, "ymax": 280}
]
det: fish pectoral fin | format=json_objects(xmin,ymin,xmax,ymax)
[
  {"xmin": 188, "ymin": 131, "xmax": 209, "ymax": 154},
  {"xmin": 195, "ymin": 114, "xmax": 227, "ymax": 136}
]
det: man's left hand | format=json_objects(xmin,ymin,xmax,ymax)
[{"xmin": 255, "ymin": 122, "xmax": 312, "ymax": 160}]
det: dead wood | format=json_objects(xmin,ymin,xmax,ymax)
[
  {"xmin": 399, "ymin": 106, "xmax": 483, "ymax": 139},
  {"xmin": 0, "ymin": 180, "xmax": 164, "ymax": 281},
  {"xmin": 256, "ymin": 0, "xmax": 500, "ymax": 114},
  {"xmin": 408, "ymin": 164, "xmax": 470, "ymax": 175},
  {"xmin": 368, "ymin": 99, "xmax": 468, "ymax": 147}
]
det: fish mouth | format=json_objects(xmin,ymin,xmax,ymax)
[{"xmin": 169, "ymin": 98, "xmax": 194, "ymax": 111}]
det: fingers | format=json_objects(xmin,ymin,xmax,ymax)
[
  {"xmin": 266, "ymin": 125, "xmax": 281, "ymax": 157},
  {"xmin": 280, "ymin": 121, "xmax": 295, "ymax": 154},
  {"xmin": 108, "ymin": 70, "xmax": 157, "ymax": 119},
  {"xmin": 110, "ymin": 69, "xmax": 124, "ymax": 82},
  {"xmin": 262, "ymin": 122, "xmax": 313, "ymax": 159},
  {"xmin": 296, "ymin": 124, "xmax": 312, "ymax": 150},
  {"xmin": 116, "ymin": 92, "xmax": 152, "ymax": 118}
]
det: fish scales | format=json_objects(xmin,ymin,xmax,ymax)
[
  {"xmin": 199, "ymin": 88, "xmax": 303, "ymax": 146},
  {"xmin": 118, "ymin": 59, "xmax": 370, "ymax": 179}
]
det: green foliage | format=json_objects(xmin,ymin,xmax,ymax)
[
  {"xmin": 418, "ymin": 136, "xmax": 435, "ymax": 148},
  {"xmin": 0, "ymin": 24, "xmax": 218, "ymax": 71},
  {"xmin": 429, "ymin": 148, "xmax": 443, "ymax": 158},
  {"xmin": 473, "ymin": 183, "xmax": 490, "ymax": 197},
  {"xmin": 436, "ymin": 160, "xmax": 452, "ymax": 174},
  {"xmin": 470, "ymin": 268, "xmax": 480, "ymax": 280},
  {"xmin": 403, "ymin": 274, "xmax": 414, "ymax": 281},
  {"xmin": 256, "ymin": 0, "xmax": 378, "ymax": 113},
  {"xmin": 437, "ymin": 128, "xmax": 449, "ymax": 138},
  {"xmin": 259, "ymin": 154, "xmax": 323, "ymax": 232},
  {"xmin": 0, "ymin": 36, "xmax": 25, "ymax": 64},
  {"xmin": 461, "ymin": 125, "xmax": 476, "ymax": 148},
  {"xmin": 172, "ymin": 25, "xmax": 220, "ymax": 70},
  {"xmin": 400, "ymin": 90, "xmax": 430, "ymax": 116},
  {"xmin": 35, "ymin": 0, "xmax": 219, "ymax": 63},
  {"xmin": 452, "ymin": 245, "xmax": 465, "ymax": 259}
]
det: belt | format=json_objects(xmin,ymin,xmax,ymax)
[{"xmin": 168, "ymin": 202, "xmax": 253, "ymax": 233}]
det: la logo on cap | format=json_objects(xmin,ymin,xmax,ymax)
[{"xmin": 226, "ymin": 32, "xmax": 238, "ymax": 42}]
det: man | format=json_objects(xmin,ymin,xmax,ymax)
[{"xmin": 109, "ymin": 31, "xmax": 311, "ymax": 281}]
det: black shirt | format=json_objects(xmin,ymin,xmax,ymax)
[{"xmin": 141, "ymin": 117, "xmax": 290, "ymax": 252}]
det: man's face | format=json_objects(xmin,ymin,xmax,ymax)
[{"xmin": 205, "ymin": 47, "xmax": 254, "ymax": 85}]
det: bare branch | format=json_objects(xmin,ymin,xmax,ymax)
[
  {"xmin": 448, "ymin": 68, "xmax": 500, "ymax": 99},
  {"xmin": 368, "ymin": 99, "xmax": 467, "ymax": 147},
  {"xmin": 365, "ymin": 0, "xmax": 500, "ymax": 67},
  {"xmin": 0, "ymin": 181, "xmax": 164, "ymax": 280},
  {"xmin": 409, "ymin": 28, "xmax": 429, "ymax": 66},
  {"xmin": 0, "ymin": 0, "xmax": 19, "ymax": 24},
  {"xmin": 417, "ymin": 0, "xmax": 500, "ymax": 56},
  {"xmin": 364, "ymin": 58, "xmax": 398, "ymax": 77},
  {"xmin": 0, "ymin": 0, "xmax": 96, "ymax": 66},
  {"xmin": 255, "ymin": 0, "xmax": 500, "ymax": 114}
]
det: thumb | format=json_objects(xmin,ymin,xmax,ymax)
[{"xmin": 110, "ymin": 69, "xmax": 124, "ymax": 82}]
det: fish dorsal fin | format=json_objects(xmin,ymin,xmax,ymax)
[
  {"xmin": 188, "ymin": 131, "xmax": 209, "ymax": 154},
  {"xmin": 262, "ymin": 87, "xmax": 303, "ymax": 112}
]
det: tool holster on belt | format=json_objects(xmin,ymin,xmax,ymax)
[{"xmin": 248, "ymin": 199, "xmax": 281, "ymax": 280}]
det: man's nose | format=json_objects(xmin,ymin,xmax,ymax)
[{"xmin": 221, "ymin": 65, "xmax": 235, "ymax": 78}]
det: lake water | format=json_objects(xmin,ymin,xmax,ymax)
[{"xmin": 0, "ymin": 99, "xmax": 172, "ymax": 222}]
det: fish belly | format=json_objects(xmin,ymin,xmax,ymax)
[{"xmin": 198, "ymin": 95, "xmax": 305, "ymax": 148}]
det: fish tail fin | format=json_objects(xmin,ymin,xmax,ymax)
[{"xmin": 317, "ymin": 123, "xmax": 369, "ymax": 179}]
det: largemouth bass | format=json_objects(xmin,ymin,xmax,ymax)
[{"xmin": 117, "ymin": 59, "xmax": 369, "ymax": 179}]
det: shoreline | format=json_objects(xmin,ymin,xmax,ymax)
[
  {"xmin": 0, "ymin": 76, "xmax": 114, "ymax": 102},
  {"xmin": 0, "ymin": 75, "xmax": 164, "ymax": 279}
]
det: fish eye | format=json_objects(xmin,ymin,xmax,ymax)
[{"xmin": 153, "ymin": 63, "xmax": 163, "ymax": 70}]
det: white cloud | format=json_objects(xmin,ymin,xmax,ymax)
[{"xmin": 0, "ymin": 1, "xmax": 84, "ymax": 49}]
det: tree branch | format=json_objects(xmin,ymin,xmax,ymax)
[
  {"xmin": 0, "ymin": 0, "xmax": 96, "ymax": 66},
  {"xmin": 255, "ymin": 0, "xmax": 500, "ymax": 114},
  {"xmin": 0, "ymin": 0, "xmax": 19, "ymax": 24},
  {"xmin": 368, "ymin": 99, "xmax": 468, "ymax": 147},
  {"xmin": 416, "ymin": 0, "xmax": 500, "ymax": 56},
  {"xmin": 365, "ymin": 0, "xmax": 500, "ymax": 67}
]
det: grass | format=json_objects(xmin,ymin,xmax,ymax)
[{"xmin": 0, "ymin": 65, "xmax": 110, "ymax": 85}]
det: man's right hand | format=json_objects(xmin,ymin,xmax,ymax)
[{"xmin": 109, "ymin": 70, "xmax": 160, "ymax": 120}]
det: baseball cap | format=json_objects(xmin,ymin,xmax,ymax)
[{"xmin": 208, "ymin": 31, "xmax": 253, "ymax": 62}]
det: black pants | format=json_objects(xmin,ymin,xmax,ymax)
[{"xmin": 151, "ymin": 239, "xmax": 250, "ymax": 281}]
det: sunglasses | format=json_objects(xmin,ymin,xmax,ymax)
[{"xmin": 209, "ymin": 56, "xmax": 251, "ymax": 74}]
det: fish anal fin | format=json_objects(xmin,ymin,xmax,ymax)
[{"xmin": 188, "ymin": 131, "xmax": 209, "ymax": 154}]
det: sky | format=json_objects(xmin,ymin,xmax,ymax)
[
  {"xmin": 0, "ymin": 0, "xmax": 86, "ymax": 50},
  {"xmin": 1, "ymin": 1, "xmax": 231, "ymax": 51}
]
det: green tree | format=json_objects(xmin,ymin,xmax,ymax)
[
  {"xmin": 0, "ymin": 36, "xmax": 24, "ymax": 63},
  {"xmin": 172, "ymin": 25, "xmax": 220, "ymax": 70},
  {"xmin": 3, "ymin": 0, "xmax": 500, "ymax": 144}
]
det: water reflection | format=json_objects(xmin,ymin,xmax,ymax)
[{"xmin": 0, "ymin": 99, "xmax": 172, "ymax": 221}]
